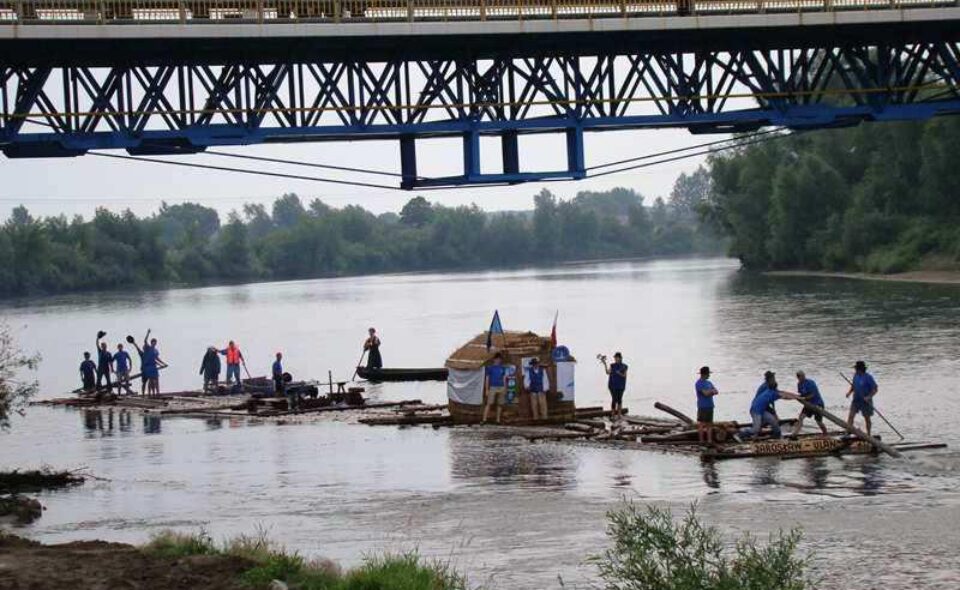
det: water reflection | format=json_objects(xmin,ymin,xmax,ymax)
[
  {"xmin": 82, "ymin": 409, "xmax": 133, "ymax": 436},
  {"xmin": 447, "ymin": 431, "xmax": 576, "ymax": 490},
  {"xmin": 700, "ymin": 460, "xmax": 720, "ymax": 489}
]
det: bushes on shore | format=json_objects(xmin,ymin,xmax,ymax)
[
  {"xmin": 592, "ymin": 503, "xmax": 812, "ymax": 590},
  {"xmin": 144, "ymin": 530, "xmax": 468, "ymax": 590}
]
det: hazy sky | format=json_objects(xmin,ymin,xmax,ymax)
[{"xmin": 0, "ymin": 127, "xmax": 718, "ymax": 221}]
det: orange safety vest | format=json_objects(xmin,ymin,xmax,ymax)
[{"xmin": 226, "ymin": 346, "xmax": 241, "ymax": 365}]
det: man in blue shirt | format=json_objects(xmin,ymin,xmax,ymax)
[
  {"xmin": 482, "ymin": 352, "xmax": 508, "ymax": 424},
  {"xmin": 742, "ymin": 371, "xmax": 799, "ymax": 440},
  {"xmin": 846, "ymin": 360, "xmax": 878, "ymax": 436},
  {"xmin": 602, "ymin": 352, "xmax": 628, "ymax": 421},
  {"xmin": 79, "ymin": 352, "xmax": 96, "ymax": 393},
  {"xmin": 95, "ymin": 332, "xmax": 113, "ymax": 391},
  {"xmin": 695, "ymin": 366, "xmax": 719, "ymax": 444},
  {"xmin": 525, "ymin": 357, "xmax": 550, "ymax": 421},
  {"xmin": 113, "ymin": 343, "xmax": 133, "ymax": 395},
  {"xmin": 791, "ymin": 370, "xmax": 827, "ymax": 436}
]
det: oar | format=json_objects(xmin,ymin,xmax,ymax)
[
  {"xmin": 781, "ymin": 390, "xmax": 902, "ymax": 458},
  {"xmin": 837, "ymin": 371, "xmax": 904, "ymax": 440},
  {"xmin": 241, "ymin": 358, "xmax": 253, "ymax": 380},
  {"xmin": 350, "ymin": 349, "xmax": 368, "ymax": 382}
]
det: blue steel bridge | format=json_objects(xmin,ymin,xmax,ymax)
[{"xmin": 1, "ymin": 1, "xmax": 960, "ymax": 188}]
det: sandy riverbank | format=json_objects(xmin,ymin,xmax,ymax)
[{"xmin": 765, "ymin": 269, "xmax": 960, "ymax": 285}]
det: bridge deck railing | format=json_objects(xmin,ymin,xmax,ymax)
[{"xmin": 1, "ymin": 0, "xmax": 957, "ymax": 24}]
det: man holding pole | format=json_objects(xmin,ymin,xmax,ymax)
[
  {"xmin": 791, "ymin": 370, "xmax": 828, "ymax": 436},
  {"xmin": 847, "ymin": 360, "xmax": 878, "ymax": 436},
  {"xmin": 742, "ymin": 371, "xmax": 799, "ymax": 440}
]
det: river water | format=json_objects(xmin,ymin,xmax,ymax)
[{"xmin": 2, "ymin": 257, "xmax": 960, "ymax": 589}]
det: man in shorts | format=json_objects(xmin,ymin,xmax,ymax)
[
  {"xmin": 525, "ymin": 357, "xmax": 549, "ymax": 421},
  {"xmin": 482, "ymin": 353, "xmax": 507, "ymax": 424},
  {"xmin": 602, "ymin": 352, "xmax": 628, "ymax": 421},
  {"xmin": 791, "ymin": 370, "xmax": 827, "ymax": 436},
  {"xmin": 113, "ymin": 343, "xmax": 133, "ymax": 395},
  {"xmin": 847, "ymin": 360, "xmax": 878, "ymax": 435},
  {"xmin": 695, "ymin": 366, "xmax": 718, "ymax": 444}
]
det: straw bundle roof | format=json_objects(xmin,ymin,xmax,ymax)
[{"xmin": 445, "ymin": 331, "xmax": 550, "ymax": 370}]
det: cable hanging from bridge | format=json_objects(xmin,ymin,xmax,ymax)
[
  {"xmin": 585, "ymin": 128, "xmax": 784, "ymax": 172},
  {"xmin": 89, "ymin": 152, "xmax": 407, "ymax": 191},
  {"xmin": 586, "ymin": 129, "xmax": 799, "ymax": 180}
]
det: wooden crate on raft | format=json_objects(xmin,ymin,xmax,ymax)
[{"xmin": 444, "ymin": 330, "xmax": 577, "ymax": 424}]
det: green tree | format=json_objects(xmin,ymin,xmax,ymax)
[{"xmin": 400, "ymin": 196, "xmax": 435, "ymax": 227}]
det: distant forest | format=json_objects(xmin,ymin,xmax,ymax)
[
  {"xmin": 0, "ymin": 172, "xmax": 722, "ymax": 297},
  {"xmin": 704, "ymin": 118, "xmax": 960, "ymax": 273}
]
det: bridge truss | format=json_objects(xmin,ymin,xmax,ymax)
[{"xmin": 3, "ymin": 16, "xmax": 960, "ymax": 187}]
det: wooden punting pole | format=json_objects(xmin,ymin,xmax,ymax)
[{"xmin": 791, "ymin": 396, "xmax": 902, "ymax": 458}]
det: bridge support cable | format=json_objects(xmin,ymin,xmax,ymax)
[{"xmin": 2, "ymin": 35, "xmax": 960, "ymax": 188}]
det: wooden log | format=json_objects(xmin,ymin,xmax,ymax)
[
  {"xmin": 359, "ymin": 414, "xmax": 453, "ymax": 426},
  {"xmin": 623, "ymin": 416, "xmax": 684, "ymax": 428},
  {"xmin": 564, "ymin": 423, "xmax": 595, "ymax": 433},
  {"xmin": 574, "ymin": 408, "xmax": 629, "ymax": 420},
  {"xmin": 790, "ymin": 396, "xmax": 902, "ymax": 458},
  {"xmin": 654, "ymin": 402, "xmax": 694, "ymax": 425}
]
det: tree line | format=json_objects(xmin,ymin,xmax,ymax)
[
  {"xmin": 703, "ymin": 118, "xmax": 960, "ymax": 273},
  {"xmin": 0, "ymin": 176, "xmax": 723, "ymax": 298}
]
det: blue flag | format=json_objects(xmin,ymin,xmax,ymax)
[{"xmin": 486, "ymin": 310, "xmax": 503, "ymax": 350}]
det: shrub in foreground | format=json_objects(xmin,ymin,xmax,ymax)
[{"xmin": 591, "ymin": 503, "xmax": 812, "ymax": 590}]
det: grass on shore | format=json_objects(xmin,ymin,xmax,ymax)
[{"xmin": 144, "ymin": 530, "xmax": 469, "ymax": 590}]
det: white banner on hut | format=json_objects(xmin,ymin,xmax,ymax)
[
  {"xmin": 447, "ymin": 368, "xmax": 485, "ymax": 405},
  {"xmin": 556, "ymin": 361, "xmax": 575, "ymax": 402}
]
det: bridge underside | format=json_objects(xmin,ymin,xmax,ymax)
[{"xmin": 2, "ymin": 13, "xmax": 960, "ymax": 188}]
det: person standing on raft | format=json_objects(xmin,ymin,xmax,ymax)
[
  {"xmin": 695, "ymin": 366, "xmax": 719, "ymax": 445},
  {"xmin": 525, "ymin": 357, "xmax": 550, "ymax": 421},
  {"xmin": 128, "ymin": 330, "xmax": 164, "ymax": 396},
  {"xmin": 113, "ymin": 343, "xmax": 133, "ymax": 395},
  {"xmin": 95, "ymin": 331, "xmax": 113, "ymax": 391},
  {"xmin": 482, "ymin": 352, "xmax": 507, "ymax": 424},
  {"xmin": 200, "ymin": 346, "xmax": 221, "ymax": 393},
  {"xmin": 847, "ymin": 360, "xmax": 878, "ymax": 436},
  {"xmin": 601, "ymin": 352, "xmax": 628, "ymax": 421},
  {"xmin": 364, "ymin": 328, "xmax": 382, "ymax": 370},
  {"xmin": 79, "ymin": 352, "xmax": 96, "ymax": 393},
  {"xmin": 791, "ymin": 370, "xmax": 828, "ymax": 436},
  {"xmin": 220, "ymin": 341, "xmax": 245, "ymax": 388}
]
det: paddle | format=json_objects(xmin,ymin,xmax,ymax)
[
  {"xmin": 350, "ymin": 349, "xmax": 368, "ymax": 381},
  {"xmin": 241, "ymin": 358, "xmax": 252, "ymax": 380},
  {"xmin": 781, "ymin": 390, "xmax": 902, "ymax": 458},
  {"xmin": 837, "ymin": 371, "xmax": 904, "ymax": 440}
]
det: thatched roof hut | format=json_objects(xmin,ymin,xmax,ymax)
[{"xmin": 444, "ymin": 330, "xmax": 576, "ymax": 424}]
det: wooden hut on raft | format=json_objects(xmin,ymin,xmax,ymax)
[{"xmin": 444, "ymin": 331, "xmax": 577, "ymax": 424}]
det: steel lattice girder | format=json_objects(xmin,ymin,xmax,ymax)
[{"xmin": 2, "ymin": 42, "xmax": 960, "ymax": 187}]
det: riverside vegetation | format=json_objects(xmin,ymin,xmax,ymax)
[
  {"xmin": 0, "ymin": 175, "xmax": 721, "ymax": 298},
  {"xmin": 703, "ymin": 118, "xmax": 960, "ymax": 274}
]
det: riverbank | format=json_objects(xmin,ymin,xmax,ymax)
[
  {"xmin": 765, "ymin": 269, "xmax": 960, "ymax": 285},
  {"xmin": 0, "ymin": 531, "xmax": 467, "ymax": 590}
]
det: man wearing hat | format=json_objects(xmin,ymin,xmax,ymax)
[
  {"xmin": 846, "ymin": 361, "xmax": 878, "ymax": 435},
  {"xmin": 525, "ymin": 357, "xmax": 550, "ymax": 421},
  {"xmin": 695, "ymin": 366, "xmax": 718, "ymax": 444},
  {"xmin": 743, "ymin": 370, "xmax": 799, "ymax": 440}
]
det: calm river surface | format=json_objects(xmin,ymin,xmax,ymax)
[{"xmin": 3, "ymin": 257, "xmax": 960, "ymax": 589}]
